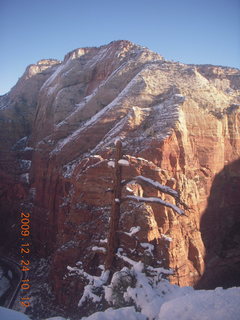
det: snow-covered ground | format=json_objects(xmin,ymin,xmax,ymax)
[
  {"xmin": 1, "ymin": 259, "xmax": 240, "ymax": 320},
  {"xmin": 158, "ymin": 287, "xmax": 240, "ymax": 320},
  {"xmin": 0, "ymin": 284, "xmax": 239, "ymax": 320},
  {"xmin": 65, "ymin": 257, "xmax": 240, "ymax": 320},
  {"xmin": 79, "ymin": 285, "xmax": 240, "ymax": 320},
  {"xmin": 75, "ymin": 286, "xmax": 240, "ymax": 319}
]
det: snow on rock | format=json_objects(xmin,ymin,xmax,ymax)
[
  {"xmin": 126, "ymin": 186, "xmax": 134, "ymax": 193},
  {"xmin": 114, "ymin": 138, "xmax": 121, "ymax": 146},
  {"xmin": 20, "ymin": 173, "xmax": 30, "ymax": 184},
  {"xmin": 118, "ymin": 159, "xmax": 130, "ymax": 166},
  {"xmin": 45, "ymin": 317, "xmax": 66, "ymax": 320},
  {"xmin": 12, "ymin": 136, "xmax": 28, "ymax": 151},
  {"xmin": 124, "ymin": 226, "xmax": 141, "ymax": 236},
  {"xmin": 134, "ymin": 176, "xmax": 178, "ymax": 198},
  {"xmin": 47, "ymin": 83, "xmax": 59, "ymax": 96},
  {"xmin": 43, "ymin": 285, "xmax": 240, "ymax": 320},
  {"xmin": 81, "ymin": 306, "xmax": 146, "ymax": 320},
  {"xmin": 47, "ymin": 265, "xmax": 240, "ymax": 320},
  {"xmin": 77, "ymin": 269, "xmax": 110, "ymax": 307},
  {"xmin": 140, "ymin": 242, "xmax": 154, "ymax": 255},
  {"xmin": 18, "ymin": 159, "xmax": 32, "ymax": 171},
  {"xmin": 137, "ymin": 157, "xmax": 149, "ymax": 162},
  {"xmin": 173, "ymin": 93, "xmax": 186, "ymax": 103},
  {"xmin": 79, "ymin": 284, "xmax": 102, "ymax": 306},
  {"xmin": 40, "ymin": 62, "xmax": 65, "ymax": 90},
  {"xmin": 91, "ymin": 155, "xmax": 102, "ymax": 159},
  {"xmin": 92, "ymin": 246, "xmax": 106, "ymax": 253},
  {"xmin": 24, "ymin": 147, "xmax": 34, "ymax": 151},
  {"xmin": 62, "ymin": 161, "xmax": 78, "ymax": 178},
  {"xmin": 104, "ymin": 251, "xmax": 193, "ymax": 320},
  {"xmin": 50, "ymin": 85, "xmax": 127, "ymax": 155},
  {"xmin": 107, "ymin": 161, "xmax": 115, "ymax": 168},
  {"xmin": 116, "ymin": 251, "xmax": 144, "ymax": 272},
  {"xmin": 161, "ymin": 234, "xmax": 173, "ymax": 242},
  {"xmin": 123, "ymin": 273, "xmax": 173, "ymax": 319},
  {"xmin": 158, "ymin": 287, "xmax": 240, "ymax": 320},
  {"xmin": 99, "ymin": 238, "xmax": 107, "ymax": 244},
  {"xmin": 41, "ymin": 284, "xmax": 240, "ymax": 320}
]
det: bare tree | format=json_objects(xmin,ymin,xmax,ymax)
[
  {"xmin": 104, "ymin": 139, "xmax": 123, "ymax": 271},
  {"xmin": 104, "ymin": 140, "xmax": 188, "ymax": 273},
  {"xmin": 67, "ymin": 140, "xmax": 189, "ymax": 311}
]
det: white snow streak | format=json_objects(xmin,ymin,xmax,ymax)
[{"xmin": 124, "ymin": 226, "xmax": 141, "ymax": 236}]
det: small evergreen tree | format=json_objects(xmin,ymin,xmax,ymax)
[{"xmin": 67, "ymin": 139, "xmax": 188, "ymax": 317}]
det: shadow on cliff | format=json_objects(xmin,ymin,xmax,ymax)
[{"xmin": 196, "ymin": 158, "xmax": 240, "ymax": 289}]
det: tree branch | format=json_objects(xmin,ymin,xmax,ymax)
[
  {"xmin": 123, "ymin": 195, "xmax": 186, "ymax": 216},
  {"xmin": 122, "ymin": 176, "xmax": 179, "ymax": 199}
]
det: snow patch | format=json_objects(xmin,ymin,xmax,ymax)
[
  {"xmin": 18, "ymin": 159, "xmax": 32, "ymax": 171},
  {"xmin": 81, "ymin": 306, "xmax": 146, "ymax": 320},
  {"xmin": 50, "ymin": 67, "xmax": 151, "ymax": 155},
  {"xmin": 20, "ymin": 173, "xmax": 30, "ymax": 184},
  {"xmin": 140, "ymin": 242, "xmax": 154, "ymax": 255},
  {"xmin": 24, "ymin": 147, "xmax": 34, "ymax": 151},
  {"xmin": 62, "ymin": 161, "xmax": 78, "ymax": 178},
  {"xmin": 118, "ymin": 159, "xmax": 130, "ymax": 166},
  {"xmin": 134, "ymin": 176, "xmax": 178, "ymax": 198},
  {"xmin": 107, "ymin": 161, "xmax": 115, "ymax": 168},
  {"xmin": 116, "ymin": 251, "xmax": 144, "ymax": 272},
  {"xmin": 158, "ymin": 287, "xmax": 240, "ymax": 320},
  {"xmin": 126, "ymin": 186, "xmax": 134, "ymax": 193},
  {"xmin": 99, "ymin": 238, "xmax": 107, "ymax": 244},
  {"xmin": 162, "ymin": 234, "xmax": 172, "ymax": 242},
  {"xmin": 92, "ymin": 246, "xmax": 106, "ymax": 254},
  {"xmin": 47, "ymin": 83, "xmax": 59, "ymax": 96},
  {"xmin": 124, "ymin": 226, "xmax": 141, "ymax": 236}
]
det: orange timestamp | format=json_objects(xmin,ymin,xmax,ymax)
[{"xmin": 19, "ymin": 212, "xmax": 31, "ymax": 308}]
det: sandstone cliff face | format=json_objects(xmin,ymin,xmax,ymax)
[
  {"xmin": 0, "ymin": 40, "xmax": 239, "ymax": 307},
  {"xmin": 0, "ymin": 59, "xmax": 60, "ymax": 251}
]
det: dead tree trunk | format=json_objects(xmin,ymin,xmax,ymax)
[{"xmin": 104, "ymin": 140, "xmax": 123, "ymax": 272}]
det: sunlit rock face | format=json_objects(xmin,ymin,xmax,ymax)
[{"xmin": 0, "ymin": 40, "xmax": 240, "ymax": 307}]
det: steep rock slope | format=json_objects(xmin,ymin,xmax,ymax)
[
  {"xmin": 0, "ymin": 59, "xmax": 60, "ymax": 251},
  {"xmin": 0, "ymin": 40, "xmax": 239, "ymax": 309}
]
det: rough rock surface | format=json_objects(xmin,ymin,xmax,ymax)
[
  {"xmin": 0, "ymin": 40, "xmax": 240, "ymax": 311},
  {"xmin": 0, "ymin": 59, "xmax": 60, "ymax": 252}
]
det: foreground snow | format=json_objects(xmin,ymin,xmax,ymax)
[
  {"xmin": 158, "ymin": 287, "xmax": 240, "ymax": 320},
  {"xmin": 1, "ymin": 286, "xmax": 239, "ymax": 320},
  {"xmin": 65, "ymin": 255, "xmax": 240, "ymax": 320},
  {"xmin": 81, "ymin": 306, "xmax": 145, "ymax": 320},
  {"xmin": 80, "ymin": 286, "xmax": 240, "ymax": 320}
]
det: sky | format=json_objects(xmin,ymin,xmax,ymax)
[{"xmin": 0, "ymin": 0, "xmax": 239, "ymax": 95}]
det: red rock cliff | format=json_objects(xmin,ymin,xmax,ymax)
[{"xmin": 0, "ymin": 40, "xmax": 239, "ymax": 307}]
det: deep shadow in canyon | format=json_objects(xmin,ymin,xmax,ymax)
[{"xmin": 196, "ymin": 158, "xmax": 240, "ymax": 289}]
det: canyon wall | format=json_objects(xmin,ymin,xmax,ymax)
[{"xmin": 0, "ymin": 40, "xmax": 239, "ymax": 308}]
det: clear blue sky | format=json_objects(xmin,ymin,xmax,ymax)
[{"xmin": 0, "ymin": 0, "xmax": 239, "ymax": 95}]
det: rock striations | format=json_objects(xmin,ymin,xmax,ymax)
[{"xmin": 0, "ymin": 40, "xmax": 240, "ymax": 308}]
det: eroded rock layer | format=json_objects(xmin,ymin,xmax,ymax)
[{"xmin": 0, "ymin": 40, "xmax": 239, "ymax": 307}]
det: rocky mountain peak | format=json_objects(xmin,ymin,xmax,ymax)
[{"xmin": 0, "ymin": 41, "xmax": 239, "ymax": 314}]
